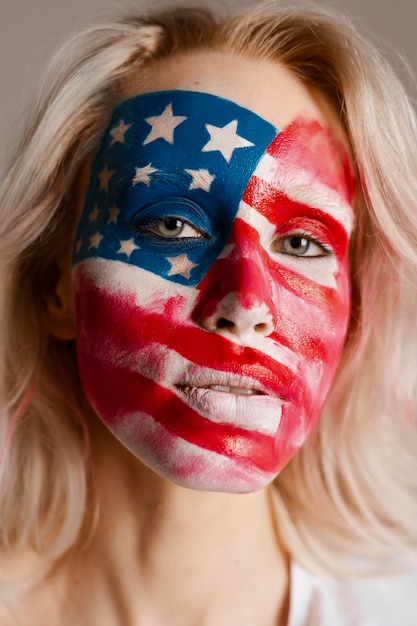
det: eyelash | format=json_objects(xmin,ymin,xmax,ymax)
[
  {"xmin": 135, "ymin": 215, "xmax": 208, "ymax": 241},
  {"xmin": 274, "ymin": 231, "xmax": 333, "ymax": 258}
]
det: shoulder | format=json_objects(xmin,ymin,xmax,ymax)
[{"xmin": 288, "ymin": 558, "xmax": 417, "ymax": 626}]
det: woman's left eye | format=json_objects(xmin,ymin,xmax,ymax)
[
  {"xmin": 138, "ymin": 217, "xmax": 206, "ymax": 239},
  {"xmin": 274, "ymin": 234, "xmax": 331, "ymax": 257}
]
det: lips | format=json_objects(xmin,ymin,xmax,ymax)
[
  {"xmin": 174, "ymin": 384, "xmax": 283, "ymax": 435},
  {"xmin": 171, "ymin": 366, "xmax": 286, "ymax": 435},
  {"xmin": 173, "ymin": 365, "xmax": 290, "ymax": 400}
]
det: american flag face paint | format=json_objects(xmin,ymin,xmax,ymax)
[{"xmin": 73, "ymin": 90, "xmax": 355, "ymax": 492}]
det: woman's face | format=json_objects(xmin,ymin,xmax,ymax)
[{"xmin": 72, "ymin": 52, "xmax": 355, "ymax": 492}]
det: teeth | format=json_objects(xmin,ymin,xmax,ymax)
[{"xmin": 209, "ymin": 385, "xmax": 259, "ymax": 395}]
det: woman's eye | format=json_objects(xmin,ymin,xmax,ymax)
[
  {"xmin": 276, "ymin": 234, "xmax": 330, "ymax": 257},
  {"xmin": 139, "ymin": 217, "xmax": 206, "ymax": 239}
]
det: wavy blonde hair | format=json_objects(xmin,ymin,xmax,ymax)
[{"xmin": 0, "ymin": 0, "xmax": 416, "ymax": 577}]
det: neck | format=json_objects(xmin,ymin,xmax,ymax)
[{"xmin": 70, "ymin": 413, "xmax": 290, "ymax": 626}]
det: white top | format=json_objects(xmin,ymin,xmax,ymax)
[{"xmin": 288, "ymin": 560, "xmax": 417, "ymax": 626}]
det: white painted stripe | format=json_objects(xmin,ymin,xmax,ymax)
[{"xmin": 253, "ymin": 152, "xmax": 354, "ymax": 235}]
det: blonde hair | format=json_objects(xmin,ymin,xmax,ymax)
[{"xmin": 0, "ymin": 0, "xmax": 416, "ymax": 577}]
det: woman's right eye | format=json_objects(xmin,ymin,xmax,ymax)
[{"xmin": 137, "ymin": 216, "xmax": 207, "ymax": 240}]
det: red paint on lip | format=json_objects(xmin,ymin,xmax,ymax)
[
  {"xmin": 79, "ymin": 351, "xmax": 285, "ymax": 473},
  {"xmin": 267, "ymin": 118, "xmax": 356, "ymax": 205}
]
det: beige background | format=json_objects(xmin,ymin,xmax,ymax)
[{"xmin": 1, "ymin": 0, "xmax": 416, "ymax": 172}]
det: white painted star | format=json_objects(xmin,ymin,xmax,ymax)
[
  {"xmin": 166, "ymin": 254, "xmax": 198, "ymax": 279},
  {"xmin": 98, "ymin": 164, "xmax": 116, "ymax": 192},
  {"xmin": 109, "ymin": 119, "xmax": 133, "ymax": 147},
  {"xmin": 132, "ymin": 163, "xmax": 158, "ymax": 186},
  {"xmin": 185, "ymin": 168, "xmax": 215, "ymax": 192},
  {"xmin": 202, "ymin": 120, "xmax": 254, "ymax": 163},
  {"xmin": 75, "ymin": 238, "xmax": 83, "ymax": 254},
  {"xmin": 118, "ymin": 238, "xmax": 140, "ymax": 259},
  {"xmin": 143, "ymin": 103, "xmax": 187, "ymax": 145},
  {"xmin": 89, "ymin": 204, "xmax": 100, "ymax": 223},
  {"xmin": 88, "ymin": 232, "xmax": 104, "ymax": 250},
  {"xmin": 107, "ymin": 205, "xmax": 120, "ymax": 224}
]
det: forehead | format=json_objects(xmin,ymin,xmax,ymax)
[{"xmin": 136, "ymin": 51, "xmax": 349, "ymax": 149}]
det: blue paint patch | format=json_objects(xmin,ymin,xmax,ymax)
[{"xmin": 73, "ymin": 90, "xmax": 278, "ymax": 285}]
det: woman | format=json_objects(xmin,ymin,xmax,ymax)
[{"xmin": 0, "ymin": 1, "xmax": 416, "ymax": 623}]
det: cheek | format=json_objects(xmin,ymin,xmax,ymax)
[
  {"xmin": 270, "ymin": 270, "xmax": 350, "ymax": 456},
  {"xmin": 268, "ymin": 256, "xmax": 351, "ymax": 430},
  {"xmin": 272, "ymin": 263, "xmax": 350, "ymax": 360},
  {"xmin": 73, "ymin": 260, "xmax": 195, "ymax": 405}
]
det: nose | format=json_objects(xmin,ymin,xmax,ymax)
[{"xmin": 193, "ymin": 240, "xmax": 276, "ymax": 342}]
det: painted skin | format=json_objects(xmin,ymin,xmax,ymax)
[{"xmin": 73, "ymin": 73, "xmax": 355, "ymax": 493}]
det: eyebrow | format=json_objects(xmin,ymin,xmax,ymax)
[
  {"xmin": 138, "ymin": 167, "xmax": 196, "ymax": 191},
  {"xmin": 243, "ymin": 175, "xmax": 354, "ymax": 237},
  {"xmin": 282, "ymin": 184, "xmax": 354, "ymax": 235},
  {"xmin": 250, "ymin": 152, "xmax": 355, "ymax": 235}
]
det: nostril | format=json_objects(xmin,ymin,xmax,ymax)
[
  {"xmin": 199, "ymin": 298, "xmax": 275, "ymax": 337},
  {"xmin": 254, "ymin": 322, "xmax": 269, "ymax": 334},
  {"xmin": 217, "ymin": 317, "xmax": 234, "ymax": 329}
]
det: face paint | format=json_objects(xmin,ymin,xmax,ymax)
[{"xmin": 73, "ymin": 90, "xmax": 354, "ymax": 493}]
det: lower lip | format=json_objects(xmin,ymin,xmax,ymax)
[{"xmin": 175, "ymin": 386, "xmax": 283, "ymax": 435}]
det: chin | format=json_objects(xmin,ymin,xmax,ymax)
[{"xmin": 112, "ymin": 410, "xmax": 281, "ymax": 494}]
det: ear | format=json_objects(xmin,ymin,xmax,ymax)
[{"xmin": 43, "ymin": 255, "xmax": 77, "ymax": 340}]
